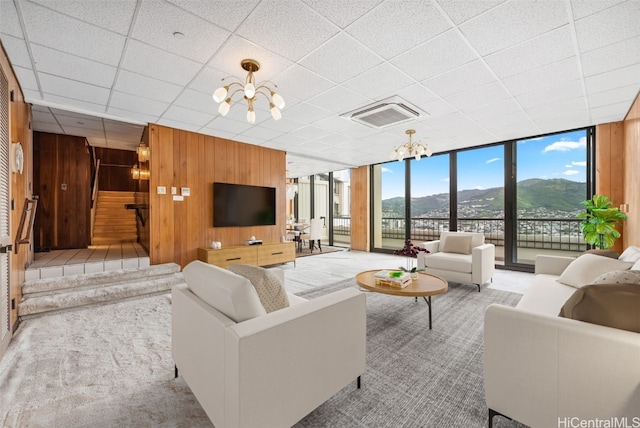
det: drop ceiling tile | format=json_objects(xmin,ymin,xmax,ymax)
[
  {"xmin": 589, "ymin": 100, "xmax": 634, "ymax": 119},
  {"xmin": 459, "ymin": 0, "xmax": 569, "ymax": 56},
  {"xmin": 534, "ymin": 109, "xmax": 590, "ymax": 132},
  {"xmin": 475, "ymin": 110, "xmax": 532, "ymax": 129},
  {"xmin": 31, "ymin": 44, "xmax": 117, "ymax": 88},
  {"xmin": 132, "ymin": 1, "xmax": 230, "ymax": 64},
  {"xmin": 29, "ymin": 0, "xmax": 137, "ymax": 35},
  {"xmin": 121, "ymin": 40, "xmax": 203, "ymax": 86},
  {"xmin": 238, "ymin": 126, "xmax": 284, "ymax": 141},
  {"xmin": 464, "ymin": 98, "xmax": 524, "ymax": 121},
  {"xmin": 32, "ymin": 109, "xmax": 57, "ymax": 124},
  {"xmin": 85, "ymin": 136, "xmax": 107, "ymax": 147},
  {"xmin": 106, "ymin": 107, "xmax": 159, "ymax": 124},
  {"xmin": 236, "ymin": 0, "xmax": 338, "ymax": 61},
  {"xmin": 55, "ymin": 113, "xmax": 103, "ymax": 129},
  {"xmin": 581, "ymin": 36, "xmax": 640, "ymax": 77},
  {"xmin": 527, "ymin": 97, "xmax": 587, "ymax": 121},
  {"xmin": 570, "ymin": 0, "xmax": 626, "ymax": 20},
  {"xmin": 161, "ymin": 105, "xmax": 214, "ymax": 127},
  {"xmin": 13, "ymin": 66, "xmax": 39, "ymax": 91},
  {"xmin": 307, "ymin": 86, "xmax": 371, "ymax": 113},
  {"xmin": 201, "ymin": 116, "xmax": 251, "ymax": 135},
  {"xmin": 21, "ymin": 1, "xmax": 126, "ymax": 65},
  {"xmin": 271, "ymin": 133, "xmax": 312, "ymax": 147},
  {"xmin": 484, "ymin": 25, "xmax": 575, "ymax": 79},
  {"xmin": 42, "ymin": 93, "xmax": 107, "ymax": 114},
  {"xmin": 584, "ymin": 63, "xmax": 640, "ymax": 94},
  {"xmin": 300, "ymin": 32, "xmax": 382, "ymax": 84},
  {"xmin": 342, "ymin": 62, "xmax": 415, "ymax": 100},
  {"xmin": 393, "ymin": 84, "xmax": 441, "ymax": 107},
  {"xmin": 502, "ymin": 57, "xmax": 581, "ymax": 96},
  {"xmin": 173, "ymin": 89, "xmax": 218, "ymax": 114},
  {"xmin": 515, "ymin": 80, "xmax": 584, "ymax": 109},
  {"xmin": 437, "ymin": 0, "xmax": 505, "ymax": 25},
  {"xmin": 292, "ymin": 125, "xmax": 333, "ymax": 140},
  {"xmin": 587, "ymin": 84, "xmax": 638, "ymax": 108},
  {"xmin": 199, "ymin": 127, "xmax": 236, "ymax": 140},
  {"xmin": 207, "ymin": 36, "xmax": 293, "ymax": 81},
  {"xmin": 167, "ymin": 0, "xmax": 260, "ymax": 32},
  {"xmin": 391, "ymin": 30, "xmax": 478, "ymax": 82},
  {"xmin": 39, "ymin": 73, "xmax": 110, "ymax": 105},
  {"xmin": 427, "ymin": 111, "xmax": 479, "ymax": 131},
  {"xmin": 0, "ymin": 1, "xmax": 23, "ymax": 37},
  {"xmin": 61, "ymin": 126, "xmax": 104, "ymax": 138},
  {"xmin": 1, "ymin": 35, "xmax": 32, "ymax": 68},
  {"xmin": 420, "ymin": 98, "xmax": 458, "ymax": 117},
  {"xmin": 347, "ymin": 0, "xmax": 451, "ymax": 60},
  {"xmin": 188, "ymin": 66, "xmax": 229, "ymax": 95},
  {"xmin": 22, "ymin": 89, "xmax": 43, "ymax": 102},
  {"xmin": 574, "ymin": 1, "xmax": 640, "ymax": 53},
  {"xmin": 103, "ymin": 139, "xmax": 138, "ymax": 151},
  {"xmin": 110, "ymin": 91, "xmax": 170, "ymax": 117},
  {"xmin": 113, "ymin": 70, "xmax": 183, "ymax": 104},
  {"xmin": 33, "ymin": 122, "xmax": 64, "ymax": 134},
  {"xmin": 314, "ymin": 115, "xmax": 363, "ymax": 133},
  {"xmin": 259, "ymin": 117, "xmax": 306, "ymax": 134},
  {"xmin": 275, "ymin": 64, "xmax": 335, "ymax": 101},
  {"xmin": 303, "ymin": 0, "xmax": 383, "ymax": 28},
  {"xmin": 423, "ymin": 60, "xmax": 496, "ymax": 98},
  {"xmin": 155, "ymin": 118, "xmax": 201, "ymax": 133},
  {"xmin": 444, "ymin": 81, "xmax": 511, "ymax": 111},
  {"xmin": 104, "ymin": 119, "xmax": 145, "ymax": 134}
]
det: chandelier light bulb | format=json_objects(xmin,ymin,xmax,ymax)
[
  {"xmin": 415, "ymin": 154, "xmax": 420, "ymax": 161},
  {"xmin": 272, "ymin": 92, "xmax": 285, "ymax": 109},
  {"xmin": 270, "ymin": 103, "xmax": 282, "ymax": 121},
  {"xmin": 212, "ymin": 86, "xmax": 228, "ymax": 103},
  {"xmin": 247, "ymin": 107, "xmax": 256, "ymax": 124},
  {"xmin": 218, "ymin": 99, "xmax": 231, "ymax": 116},
  {"xmin": 244, "ymin": 82, "xmax": 255, "ymax": 99}
]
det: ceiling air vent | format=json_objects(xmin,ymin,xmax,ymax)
[{"xmin": 340, "ymin": 96, "xmax": 426, "ymax": 129}]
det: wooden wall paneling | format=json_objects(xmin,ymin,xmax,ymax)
[
  {"xmin": 623, "ymin": 93, "xmax": 640, "ymax": 248},
  {"xmin": 350, "ymin": 166, "xmax": 369, "ymax": 251},
  {"xmin": 94, "ymin": 147, "xmax": 138, "ymax": 191}
]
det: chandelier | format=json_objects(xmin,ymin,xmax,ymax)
[
  {"xmin": 212, "ymin": 59, "xmax": 285, "ymax": 124},
  {"xmin": 389, "ymin": 129, "xmax": 432, "ymax": 161}
]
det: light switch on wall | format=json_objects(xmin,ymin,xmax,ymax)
[{"xmin": 171, "ymin": 187, "xmax": 177, "ymax": 195}]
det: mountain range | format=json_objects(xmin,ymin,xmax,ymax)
[{"xmin": 382, "ymin": 178, "xmax": 586, "ymax": 217}]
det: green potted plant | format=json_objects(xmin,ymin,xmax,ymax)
[{"xmin": 577, "ymin": 195, "xmax": 627, "ymax": 249}]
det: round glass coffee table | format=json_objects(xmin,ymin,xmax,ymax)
[{"xmin": 355, "ymin": 270, "xmax": 448, "ymax": 330}]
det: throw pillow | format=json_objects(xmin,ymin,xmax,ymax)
[
  {"xmin": 441, "ymin": 235, "xmax": 472, "ymax": 255},
  {"xmin": 590, "ymin": 270, "xmax": 640, "ymax": 285},
  {"xmin": 559, "ymin": 283, "xmax": 640, "ymax": 333},
  {"xmin": 618, "ymin": 246, "xmax": 640, "ymax": 263},
  {"xmin": 228, "ymin": 264, "xmax": 289, "ymax": 313},
  {"xmin": 556, "ymin": 254, "xmax": 634, "ymax": 288}
]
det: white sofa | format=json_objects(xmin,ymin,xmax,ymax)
[
  {"xmin": 417, "ymin": 231, "xmax": 495, "ymax": 291},
  {"xmin": 484, "ymin": 249, "xmax": 640, "ymax": 428},
  {"xmin": 172, "ymin": 260, "xmax": 366, "ymax": 428}
]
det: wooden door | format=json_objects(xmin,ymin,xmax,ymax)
[{"xmin": 33, "ymin": 133, "xmax": 91, "ymax": 250}]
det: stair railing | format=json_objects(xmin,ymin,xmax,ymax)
[
  {"xmin": 14, "ymin": 196, "xmax": 38, "ymax": 254},
  {"xmin": 90, "ymin": 158, "xmax": 101, "ymax": 241}
]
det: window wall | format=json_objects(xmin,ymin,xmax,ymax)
[
  {"xmin": 332, "ymin": 169, "xmax": 351, "ymax": 247},
  {"xmin": 371, "ymin": 127, "xmax": 594, "ymax": 269}
]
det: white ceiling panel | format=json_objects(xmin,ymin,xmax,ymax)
[
  {"xmin": 132, "ymin": 0, "xmax": 230, "ymax": 64},
  {"xmin": 391, "ymin": 30, "xmax": 477, "ymax": 82},
  {"xmin": 484, "ymin": 25, "xmax": 575, "ymax": 79},
  {"xmin": 459, "ymin": 0, "xmax": 569, "ymax": 56},
  {"xmin": 299, "ymin": 32, "xmax": 382, "ymax": 84},
  {"xmin": 3, "ymin": 0, "xmax": 638, "ymax": 178},
  {"xmin": 20, "ymin": 1, "xmax": 126, "ymax": 65},
  {"xmin": 31, "ymin": 44, "xmax": 117, "ymax": 88},
  {"xmin": 346, "ymin": 0, "xmax": 451, "ymax": 60},
  {"xmin": 574, "ymin": 0, "xmax": 640, "ymax": 53},
  {"xmin": 237, "ymin": 0, "xmax": 338, "ymax": 62}
]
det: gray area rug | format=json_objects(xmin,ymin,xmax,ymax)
[
  {"xmin": 0, "ymin": 279, "xmax": 528, "ymax": 427},
  {"xmin": 297, "ymin": 279, "xmax": 528, "ymax": 428}
]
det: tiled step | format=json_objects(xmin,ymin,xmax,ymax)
[{"xmin": 25, "ymin": 256, "xmax": 150, "ymax": 281}]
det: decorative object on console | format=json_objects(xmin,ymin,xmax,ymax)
[
  {"xmin": 577, "ymin": 194, "xmax": 627, "ymax": 249},
  {"xmin": 389, "ymin": 129, "xmax": 432, "ymax": 161},
  {"xmin": 212, "ymin": 58, "xmax": 285, "ymax": 123}
]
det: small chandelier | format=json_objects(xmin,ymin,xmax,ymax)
[
  {"xmin": 212, "ymin": 59, "xmax": 285, "ymax": 124},
  {"xmin": 389, "ymin": 129, "xmax": 432, "ymax": 162},
  {"xmin": 136, "ymin": 143, "xmax": 150, "ymax": 162}
]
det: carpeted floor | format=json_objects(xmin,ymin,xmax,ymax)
[
  {"xmin": 0, "ymin": 279, "xmax": 528, "ymax": 428},
  {"xmin": 297, "ymin": 279, "xmax": 528, "ymax": 428}
]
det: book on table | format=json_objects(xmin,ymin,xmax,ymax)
[{"xmin": 374, "ymin": 270, "xmax": 412, "ymax": 288}]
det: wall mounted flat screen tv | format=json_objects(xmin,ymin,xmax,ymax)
[{"xmin": 213, "ymin": 182, "xmax": 276, "ymax": 227}]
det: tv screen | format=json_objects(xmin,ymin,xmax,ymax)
[{"xmin": 213, "ymin": 182, "xmax": 276, "ymax": 227}]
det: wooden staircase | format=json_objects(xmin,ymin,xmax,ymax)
[{"xmin": 92, "ymin": 191, "xmax": 137, "ymax": 245}]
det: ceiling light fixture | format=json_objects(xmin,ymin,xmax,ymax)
[
  {"xmin": 390, "ymin": 129, "xmax": 432, "ymax": 162},
  {"xmin": 212, "ymin": 59, "xmax": 285, "ymax": 124},
  {"xmin": 136, "ymin": 143, "xmax": 150, "ymax": 162}
]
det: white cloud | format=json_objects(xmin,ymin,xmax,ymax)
[
  {"xmin": 565, "ymin": 164, "xmax": 573, "ymax": 168},
  {"xmin": 442, "ymin": 178, "xmax": 450, "ymax": 182},
  {"xmin": 543, "ymin": 136, "xmax": 586, "ymax": 153},
  {"xmin": 571, "ymin": 161, "xmax": 587, "ymax": 167},
  {"xmin": 381, "ymin": 167, "xmax": 392, "ymax": 173},
  {"xmin": 564, "ymin": 169, "xmax": 580, "ymax": 176},
  {"xmin": 486, "ymin": 157, "xmax": 501, "ymax": 164}
]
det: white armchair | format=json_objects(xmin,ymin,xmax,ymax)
[
  {"xmin": 172, "ymin": 261, "xmax": 366, "ymax": 428},
  {"xmin": 416, "ymin": 231, "xmax": 495, "ymax": 292}
]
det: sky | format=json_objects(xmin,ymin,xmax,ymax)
[{"xmin": 380, "ymin": 129, "xmax": 587, "ymax": 200}]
